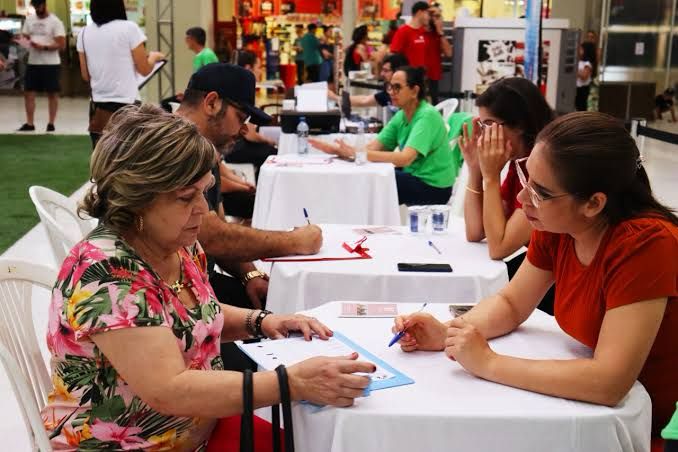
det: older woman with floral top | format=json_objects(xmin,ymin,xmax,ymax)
[{"xmin": 42, "ymin": 104, "xmax": 374, "ymax": 451}]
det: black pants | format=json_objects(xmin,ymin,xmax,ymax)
[
  {"xmin": 305, "ymin": 64, "xmax": 320, "ymax": 83},
  {"xmin": 506, "ymin": 251, "xmax": 555, "ymax": 315},
  {"xmin": 295, "ymin": 60, "xmax": 305, "ymax": 85},
  {"xmin": 222, "ymin": 191, "xmax": 255, "ymax": 219},
  {"xmin": 428, "ymin": 79, "xmax": 440, "ymax": 106},
  {"xmin": 209, "ymin": 272, "xmax": 262, "ymax": 372},
  {"xmin": 89, "ymin": 101, "xmax": 130, "ymax": 149},
  {"xmin": 575, "ymin": 85, "xmax": 590, "ymax": 111},
  {"xmin": 395, "ymin": 169, "xmax": 452, "ymax": 206},
  {"xmin": 225, "ymin": 139, "xmax": 277, "ymax": 181}
]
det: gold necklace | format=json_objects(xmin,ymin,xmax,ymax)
[{"xmin": 169, "ymin": 252, "xmax": 192, "ymax": 296}]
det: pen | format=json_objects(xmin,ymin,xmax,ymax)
[
  {"xmin": 303, "ymin": 208, "xmax": 310, "ymax": 225},
  {"xmin": 428, "ymin": 240, "xmax": 442, "ymax": 255},
  {"xmin": 388, "ymin": 302, "xmax": 428, "ymax": 347}
]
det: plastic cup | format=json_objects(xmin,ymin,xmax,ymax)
[
  {"xmin": 430, "ymin": 205, "xmax": 451, "ymax": 234},
  {"xmin": 408, "ymin": 206, "xmax": 430, "ymax": 233}
]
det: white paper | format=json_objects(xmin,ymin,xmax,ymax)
[
  {"xmin": 296, "ymin": 90, "xmax": 328, "ymax": 112},
  {"xmin": 239, "ymin": 336, "xmax": 394, "ymax": 381}
]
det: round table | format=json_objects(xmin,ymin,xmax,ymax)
[
  {"xmin": 285, "ymin": 301, "xmax": 651, "ymax": 452},
  {"xmin": 266, "ymin": 219, "xmax": 509, "ymax": 313},
  {"xmin": 252, "ymin": 154, "xmax": 400, "ymax": 231}
]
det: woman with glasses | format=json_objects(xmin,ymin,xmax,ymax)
[
  {"xmin": 392, "ymin": 112, "xmax": 677, "ymax": 447},
  {"xmin": 310, "ymin": 66, "xmax": 459, "ymax": 205}
]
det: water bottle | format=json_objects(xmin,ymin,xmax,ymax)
[
  {"xmin": 297, "ymin": 116, "xmax": 309, "ymax": 155},
  {"xmin": 354, "ymin": 121, "xmax": 367, "ymax": 165}
]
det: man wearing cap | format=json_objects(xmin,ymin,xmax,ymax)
[
  {"xmin": 17, "ymin": 0, "xmax": 65, "ymax": 132},
  {"xmin": 176, "ymin": 63, "xmax": 322, "ymax": 369}
]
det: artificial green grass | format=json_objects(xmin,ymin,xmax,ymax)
[{"xmin": 0, "ymin": 135, "xmax": 91, "ymax": 253}]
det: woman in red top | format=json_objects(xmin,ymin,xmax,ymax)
[
  {"xmin": 394, "ymin": 112, "xmax": 678, "ymax": 443},
  {"xmin": 460, "ymin": 78, "xmax": 554, "ymax": 261},
  {"xmin": 343, "ymin": 25, "xmax": 369, "ymax": 76}
]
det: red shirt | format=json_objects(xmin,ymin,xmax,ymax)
[
  {"xmin": 527, "ymin": 217, "xmax": 678, "ymax": 436},
  {"xmin": 500, "ymin": 162, "xmax": 524, "ymax": 218},
  {"xmin": 425, "ymin": 31, "xmax": 443, "ymax": 81},
  {"xmin": 390, "ymin": 24, "xmax": 427, "ymax": 68}
]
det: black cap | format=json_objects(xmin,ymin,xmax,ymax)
[{"xmin": 186, "ymin": 63, "xmax": 271, "ymax": 125}]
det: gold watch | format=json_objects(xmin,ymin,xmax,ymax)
[{"xmin": 242, "ymin": 270, "xmax": 269, "ymax": 284}]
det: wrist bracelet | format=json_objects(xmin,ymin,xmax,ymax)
[
  {"xmin": 254, "ymin": 309, "xmax": 273, "ymax": 339},
  {"xmin": 245, "ymin": 309, "xmax": 257, "ymax": 337},
  {"xmin": 466, "ymin": 185, "xmax": 483, "ymax": 195}
]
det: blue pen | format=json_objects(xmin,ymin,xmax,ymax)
[
  {"xmin": 428, "ymin": 240, "xmax": 442, "ymax": 255},
  {"xmin": 303, "ymin": 208, "xmax": 311, "ymax": 225},
  {"xmin": 388, "ymin": 302, "xmax": 428, "ymax": 347}
]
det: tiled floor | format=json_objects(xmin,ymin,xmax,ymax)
[
  {"xmin": 0, "ymin": 96, "xmax": 676, "ymax": 450},
  {"xmin": 0, "ymin": 95, "xmax": 90, "ymax": 135}
]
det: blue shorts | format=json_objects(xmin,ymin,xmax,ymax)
[{"xmin": 24, "ymin": 64, "xmax": 61, "ymax": 93}]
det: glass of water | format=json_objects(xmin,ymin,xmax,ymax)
[
  {"xmin": 408, "ymin": 206, "xmax": 430, "ymax": 233},
  {"xmin": 430, "ymin": 205, "xmax": 451, "ymax": 234}
]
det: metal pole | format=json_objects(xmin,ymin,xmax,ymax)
[
  {"xmin": 665, "ymin": 0, "xmax": 677, "ymax": 90},
  {"xmin": 599, "ymin": 0, "xmax": 610, "ymax": 82},
  {"xmin": 638, "ymin": 118, "xmax": 647, "ymax": 160}
]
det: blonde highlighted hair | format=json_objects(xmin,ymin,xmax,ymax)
[{"xmin": 80, "ymin": 104, "xmax": 216, "ymax": 232}]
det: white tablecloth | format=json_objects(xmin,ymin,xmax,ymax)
[
  {"xmin": 277, "ymin": 132, "xmax": 378, "ymax": 156},
  {"xmin": 286, "ymin": 301, "xmax": 651, "ymax": 452},
  {"xmin": 266, "ymin": 219, "xmax": 509, "ymax": 313},
  {"xmin": 251, "ymin": 154, "xmax": 400, "ymax": 231}
]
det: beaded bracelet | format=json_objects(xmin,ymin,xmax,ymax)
[
  {"xmin": 254, "ymin": 309, "xmax": 273, "ymax": 339},
  {"xmin": 245, "ymin": 309, "xmax": 257, "ymax": 337}
]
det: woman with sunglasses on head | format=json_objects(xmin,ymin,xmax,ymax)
[
  {"xmin": 460, "ymin": 77, "xmax": 555, "ymax": 261},
  {"xmin": 393, "ymin": 112, "xmax": 678, "ymax": 448},
  {"xmin": 310, "ymin": 66, "xmax": 459, "ymax": 205}
]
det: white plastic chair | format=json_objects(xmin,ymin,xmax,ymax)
[
  {"xmin": 434, "ymin": 98, "xmax": 460, "ymax": 123},
  {"xmin": 28, "ymin": 186, "xmax": 96, "ymax": 264},
  {"xmin": 0, "ymin": 259, "xmax": 56, "ymax": 451}
]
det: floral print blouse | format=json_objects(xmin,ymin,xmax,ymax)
[{"xmin": 41, "ymin": 225, "xmax": 225, "ymax": 451}]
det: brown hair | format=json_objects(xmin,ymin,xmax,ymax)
[
  {"xmin": 537, "ymin": 112, "xmax": 678, "ymax": 225},
  {"xmin": 79, "ymin": 104, "xmax": 216, "ymax": 232}
]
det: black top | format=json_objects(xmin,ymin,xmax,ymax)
[
  {"xmin": 374, "ymin": 90, "xmax": 391, "ymax": 107},
  {"xmin": 656, "ymin": 95, "xmax": 674, "ymax": 111}
]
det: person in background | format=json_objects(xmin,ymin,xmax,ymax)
[
  {"xmin": 393, "ymin": 112, "xmax": 678, "ymax": 444},
  {"xmin": 655, "ymin": 88, "xmax": 676, "ymax": 122},
  {"xmin": 293, "ymin": 24, "xmax": 305, "ymax": 85},
  {"xmin": 224, "ymin": 50, "xmax": 277, "ymax": 180},
  {"xmin": 77, "ymin": 0, "xmax": 164, "ymax": 148},
  {"xmin": 319, "ymin": 25, "xmax": 335, "ymax": 83},
  {"xmin": 41, "ymin": 104, "xmax": 375, "ymax": 450},
  {"xmin": 576, "ymin": 41, "xmax": 597, "ymax": 111},
  {"xmin": 330, "ymin": 52, "xmax": 408, "ymax": 109},
  {"xmin": 311, "ymin": 66, "xmax": 459, "ymax": 206},
  {"xmin": 343, "ymin": 25, "xmax": 369, "ymax": 76},
  {"xmin": 389, "ymin": 1, "xmax": 430, "ymax": 73},
  {"xmin": 160, "ymin": 26, "xmax": 218, "ymax": 113},
  {"xmin": 371, "ymin": 19, "xmax": 399, "ymax": 70},
  {"xmin": 460, "ymin": 77, "xmax": 555, "ymax": 312},
  {"xmin": 300, "ymin": 23, "xmax": 322, "ymax": 83},
  {"xmin": 17, "ymin": 0, "xmax": 65, "ymax": 133},
  {"xmin": 425, "ymin": 3, "xmax": 452, "ymax": 105}
]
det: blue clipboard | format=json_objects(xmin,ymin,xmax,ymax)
[
  {"xmin": 237, "ymin": 331, "xmax": 414, "ymax": 392},
  {"xmin": 331, "ymin": 331, "xmax": 414, "ymax": 391}
]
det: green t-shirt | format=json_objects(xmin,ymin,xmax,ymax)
[
  {"xmin": 193, "ymin": 47, "xmax": 219, "ymax": 72},
  {"xmin": 300, "ymin": 33, "xmax": 322, "ymax": 66},
  {"xmin": 377, "ymin": 100, "xmax": 460, "ymax": 188}
]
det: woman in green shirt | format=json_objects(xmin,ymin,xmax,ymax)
[{"xmin": 310, "ymin": 66, "xmax": 459, "ymax": 205}]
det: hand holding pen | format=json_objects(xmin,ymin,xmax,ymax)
[
  {"xmin": 390, "ymin": 303, "xmax": 448, "ymax": 352},
  {"xmin": 388, "ymin": 302, "xmax": 427, "ymax": 347}
]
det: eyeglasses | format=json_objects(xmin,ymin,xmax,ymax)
[
  {"xmin": 477, "ymin": 119, "xmax": 504, "ymax": 133},
  {"xmin": 225, "ymin": 99, "xmax": 251, "ymax": 126},
  {"xmin": 386, "ymin": 83, "xmax": 403, "ymax": 94},
  {"xmin": 514, "ymin": 157, "xmax": 570, "ymax": 208}
]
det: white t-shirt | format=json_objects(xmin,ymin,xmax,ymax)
[
  {"xmin": 22, "ymin": 13, "xmax": 65, "ymax": 65},
  {"xmin": 577, "ymin": 60, "xmax": 592, "ymax": 88},
  {"xmin": 76, "ymin": 20, "xmax": 146, "ymax": 103}
]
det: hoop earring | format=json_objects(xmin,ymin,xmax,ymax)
[{"xmin": 135, "ymin": 216, "xmax": 144, "ymax": 233}]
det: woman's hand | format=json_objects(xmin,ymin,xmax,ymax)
[
  {"xmin": 477, "ymin": 124, "xmax": 512, "ymax": 184},
  {"xmin": 459, "ymin": 119, "xmax": 482, "ymax": 172},
  {"xmin": 287, "ymin": 352, "xmax": 375, "ymax": 407},
  {"xmin": 334, "ymin": 139, "xmax": 357, "ymax": 160},
  {"xmin": 308, "ymin": 137, "xmax": 339, "ymax": 155},
  {"xmin": 261, "ymin": 313, "xmax": 333, "ymax": 340},
  {"xmin": 148, "ymin": 50, "xmax": 165, "ymax": 64},
  {"xmin": 444, "ymin": 317, "xmax": 496, "ymax": 378},
  {"xmin": 392, "ymin": 312, "xmax": 447, "ymax": 352}
]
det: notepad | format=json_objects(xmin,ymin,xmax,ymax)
[
  {"xmin": 340, "ymin": 303, "xmax": 398, "ymax": 318},
  {"xmin": 238, "ymin": 331, "xmax": 414, "ymax": 391}
]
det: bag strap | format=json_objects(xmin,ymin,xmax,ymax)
[
  {"xmin": 271, "ymin": 400, "xmax": 281, "ymax": 452},
  {"xmin": 240, "ymin": 369, "xmax": 254, "ymax": 452},
  {"xmin": 276, "ymin": 365, "xmax": 295, "ymax": 452}
]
